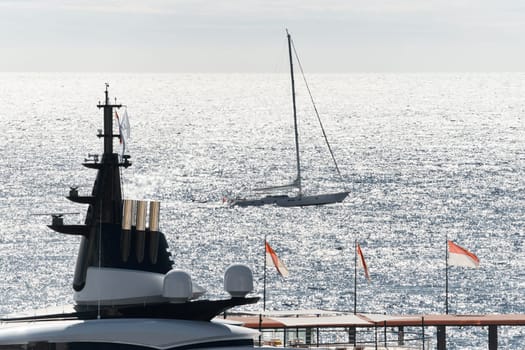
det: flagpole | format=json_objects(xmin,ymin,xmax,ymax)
[
  {"xmin": 354, "ymin": 239, "xmax": 357, "ymax": 315},
  {"xmin": 263, "ymin": 233, "xmax": 267, "ymax": 311},
  {"xmin": 445, "ymin": 236, "xmax": 449, "ymax": 315}
]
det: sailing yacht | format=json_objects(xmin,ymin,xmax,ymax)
[
  {"xmin": 230, "ymin": 31, "xmax": 349, "ymax": 208},
  {"xmin": 0, "ymin": 85, "xmax": 261, "ymax": 350}
]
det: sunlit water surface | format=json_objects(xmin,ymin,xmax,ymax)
[{"xmin": 0, "ymin": 73, "xmax": 524, "ymax": 349}]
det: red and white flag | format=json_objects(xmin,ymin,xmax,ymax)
[
  {"xmin": 265, "ymin": 241, "xmax": 289, "ymax": 277},
  {"xmin": 448, "ymin": 240, "xmax": 479, "ymax": 268},
  {"xmin": 356, "ymin": 242, "xmax": 370, "ymax": 281}
]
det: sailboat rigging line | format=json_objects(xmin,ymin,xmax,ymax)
[{"xmin": 290, "ymin": 38, "xmax": 346, "ymax": 188}]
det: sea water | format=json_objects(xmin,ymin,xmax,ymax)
[{"xmin": 0, "ymin": 73, "xmax": 524, "ymax": 349}]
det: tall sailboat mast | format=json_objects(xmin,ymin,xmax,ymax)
[{"xmin": 287, "ymin": 29, "xmax": 301, "ymax": 195}]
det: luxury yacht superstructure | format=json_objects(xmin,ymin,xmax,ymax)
[{"xmin": 0, "ymin": 85, "xmax": 259, "ymax": 350}]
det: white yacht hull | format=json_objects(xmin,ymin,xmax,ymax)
[{"xmin": 0, "ymin": 318, "xmax": 258, "ymax": 350}]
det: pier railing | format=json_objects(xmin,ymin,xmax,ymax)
[{"xmin": 258, "ymin": 327, "xmax": 431, "ymax": 349}]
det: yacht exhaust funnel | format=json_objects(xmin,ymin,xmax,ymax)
[
  {"xmin": 122, "ymin": 199, "xmax": 133, "ymax": 230},
  {"xmin": 135, "ymin": 200, "xmax": 147, "ymax": 263},
  {"xmin": 149, "ymin": 201, "xmax": 160, "ymax": 264},
  {"xmin": 131, "ymin": 200, "xmax": 137, "ymax": 227},
  {"xmin": 120, "ymin": 199, "xmax": 133, "ymax": 262},
  {"xmin": 149, "ymin": 201, "xmax": 160, "ymax": 232},
  {"xmin": 136, "ymin": 201, "xmax": 147, "ymax": 231}
]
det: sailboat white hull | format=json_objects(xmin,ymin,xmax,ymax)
[
  {"xmin": 231, "ymin": 191, "xmax": 349, "ymax": 208},
  {"xmin": 278, "ymin": 191, "xmax": 349, "ymax": 207}
]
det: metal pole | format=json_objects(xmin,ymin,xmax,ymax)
[
  {"xmin": 383, "ymin": 321, "xmax": 387, "ymax": 347},
  {"xmin": 445, "ymin": 237, "xmax": 449, "ymax": 315},
  {"xmin": 286, "ymin": 29, "xmax": 301, "ymax": 195},
  {"xmin": 437, "ymin": 325, "xmax": 446, "ymax": 350},
  {"xmin": 421, "ymin": 317, "xmax": 425, "ymax": 350},
  {"xmin": 103, "ymin": 84, "xmax": 113, "ymax": 155},
  {"xmin": 398, "ymin": 326, "xmax": 404, "ymax": 345},
  {"xmin": 354, "ymin": 239, "xmax": 357, "ymax": 315},
  {"xmin": 349, "ymin": 326, "xmax": 356, "ymax": 346},
  {"xmin": 488, "ymin": 325, "xmax": 498, "ymax": 350},
  {"xmin": 306, "ymin": 327, "xmax": 312, "ymax": 345},
  {"xmin": 263, "ymin": 234, "xmax": 267, "ymax": 311},
  {"xmin": 258, "ymin": 313, "xmax": 262, "ymax": 346},
  {"xmin": 374, "ymin": 324, "xmax": 378, "ymax": 350}
]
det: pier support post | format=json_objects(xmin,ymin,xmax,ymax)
[
  {"xmin": 348, "ymin": 326, "xmax": 356, "ymax": 346},
  {"xmin": 258, "ymin": 314, "xmax": 262, "ymax": 346},
  {"xmin": 398, "ymin": 326, "xmax": 404, "ymax": 345},
  {"xmin": 305, "ymin": 328, "xmax": 312, "ymax": 345},
  {"xmin": 488, "ymin": 325, "xmax": 498, "ymax": 350},
  {"xmin": 436, "ymin": 325, "xmax": 446, "ymax": 350},
  {"xmin": 383, "ymin": 321, "xmax": 387, "ymax": 347},
  {"xmin": 374, "ymin": 324, "xmax": 378, "ymax": 350},
  {"xmin": 421, "ymin": 317, "xmax": 425, "ymax": 350}
]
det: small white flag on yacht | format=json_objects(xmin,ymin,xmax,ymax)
[
  {"xmin": 116, "ymin": 109, "xmax": 131, "ymax": 156},
  {"xmin": 265, "ymin": 241, "xmax": 289, "ymax": 277},
  {"xmin": 448, "ymin": 240, "xmax": 479, "ymax": 268},
  {"xmin": 120, "ymin": 109, "xmax": 131, "ymax": 140}
]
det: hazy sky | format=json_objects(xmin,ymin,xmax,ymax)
[{"xmin": 1, "ymin": 0, "xmax": 525, "ymax": 72}]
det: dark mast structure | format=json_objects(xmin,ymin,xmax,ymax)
[{"xmin": 49, "ymin": 84, "xmax": 173, "ymax": 292}]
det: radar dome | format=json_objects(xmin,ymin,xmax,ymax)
[
  {"xmin": 224, "ymin": 264, "xmax": 253, "ymax": 298},
  {"xmin": 163, "ymin": 270, "xmax": 193, "ymax": 303}
]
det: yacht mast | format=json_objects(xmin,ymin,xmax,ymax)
[
  {"xmin": 95, "ymin": 83, "xmax": 123, "ymax": 225},
  {"xmin": 73, "ymin": 83, "xmax": 124, "ymax": 290},
  {"xmin": 287, "ymin": 29, "xmax": 301, "ymax": 195}
]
